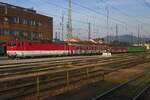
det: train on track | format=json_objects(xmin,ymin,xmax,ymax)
[{"xmin": 6, "ymin": 40, "xmax": 146, "ymax": 58}]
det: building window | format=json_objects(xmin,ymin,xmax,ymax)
[
  {"xmin": 31, "ymin": 32, "xmax": 35, "ymax": 39},
  {"xmin": 28, "ymin": 32, "xmax": 31, "ymax": 39},
  {"xmin": 38, "ymin": 22, "xmax": 42, "ymax": 26},
  {"xmin": 31, "ymin": 32, "xmax": 39, "ymax": 40},
  {"xmin": 22, "ymin": 18, "xmax": 28, "ymax": 24},
  {"xmin": 14, "ymin": 30, "xmax": 19, "ymax": 36},
  {"xmin": 39, "ymin": 33, "xmax": 42, "ymax": 38},
  {"xmin": 33, "ymin": 20, "xmax": 36, "ymax": 26},
  {"xmin": 8, "ymin": 17, "xmax": 40, "ymax": 26},
  {"xmin": 4, "ymin": 17, "xmax": 8, "ymax": 22},
  {"xmin": 4, "ymin": 29, "xmax": 10, "ymax": 35},
  {"xmin": 12, "ymin": 17, "xmax": 20, "ymax": 23},
  {"xmin": 28, "ymin": 20, "xmax": 36, "ymax": 26},
  {"xmin": 23, "ymin": 32, "xmax": 28, "ymax": 37},
  {"xmin": 27, "ymin": 20, "xmax": 30, "ymax": 25},
  {"xmin": 0, "ymin": 29, "xmax": 3, "ymax": 35}
]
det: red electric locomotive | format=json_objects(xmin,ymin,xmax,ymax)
[{"xmin": 7, "ymin": 40, "xmax": 70, "ymax": 58}]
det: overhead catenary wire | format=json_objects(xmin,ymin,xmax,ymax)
[
  {"xmin": 37, "ymin": 0, "xmax": 141, "ymax": 33},
  {"xmin": 36, "ymin": 0, "xmax": 107, "ymax": 29},
  {"xmin": 38, "ymin": 0, "xmax": 149, "ymax": 38},
  {"xmin": 100, "ymin": 0, "xmax": 150, "ymax": 26},
  {"xmin": 71, "ymin": 1, "xmax": 127, "ymax": 25}
]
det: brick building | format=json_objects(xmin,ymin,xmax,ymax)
[{"xmin": 0, "ymin": 2, "xmax": 53, "ymax": 42}]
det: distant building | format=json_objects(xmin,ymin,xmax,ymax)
[
  {"xmin": 64, "ymin": 37, "xmax": 81, "ymax": 42},
  {"xmin": 91, "ymin": 38, "xmax": 105, "ymax": 44},
  {"xmin": 133, "ymin": 43, "xmax": 150, "ymax": 50},
  {"xmin": 133, "ymin": 44, "xmax": 143, "ymax": 47},
  {"xmin": 144, "ymin": 43, "xmax": 150, "ymax": 50},
  {"xmin": 0, "ymin": 2, "xmax": 53, "ymax": 42}
]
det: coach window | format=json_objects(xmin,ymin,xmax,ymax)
[
  {"xmin": 86, "ymin": 46, "xmax": 88, "ymax": 50},
  {"xmin": 79, "ymin": 46, "xmax": 82, "ymax": 50},
  {"xmin": 92, "ymin": 46, "xmax": 94, "ymax": 50}
]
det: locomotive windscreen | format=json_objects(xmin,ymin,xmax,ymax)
[{"xmin": 7, "ymin": 42, "xmax": 16, "ymax": 46}]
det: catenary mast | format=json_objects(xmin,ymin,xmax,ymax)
[{"xmin": 67, "ymin": 0, "xmax": 73, "ymax": 39}]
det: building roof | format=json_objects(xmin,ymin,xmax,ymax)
[
  {"xmin": 64, "ymin": 37, "xmax": 81, "ymax": 42},
  {"xmin": 0, "ymin": 2, "xmax": 36, "ymax": 13}
]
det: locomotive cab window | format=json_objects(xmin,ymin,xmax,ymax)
[{"xmin": 8, "ymin": 42, "xmax": 16, "ymax": 46}]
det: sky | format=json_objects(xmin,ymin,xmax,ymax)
[{"xmin": 0, "ymin": 0, "xmax": 150, "ymax": 40}]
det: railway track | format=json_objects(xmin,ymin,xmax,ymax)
[
  {"xmin": 0, "ymin": 54, "xmax": 148, "ymax": 100},
  {"xmin": 0, "ymin": 56, "xmax": 140, "ymax": 81},
  {"xmin": 0, "ymin": 53, "xmax": 143, "ymax": 66},
  {"xmin": 92, "ymin": 72, "xmax": 150, "ymax": 100},
  {"xmin": 0, "ymin": 54, "xmax": 136, "ymax": 74},
  {"xmin": 0, "ymin": 55, "xmax": 101, "ymax": 66},
  {"xmin": 132, "ymin": 84, "xmax": 150, "ymax": 100}
]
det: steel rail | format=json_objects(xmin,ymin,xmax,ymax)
[
  {"xmin": 91, "ymin": 73, "xmax": 147, "ymax": 100},
  {"xmin": 132, "ymin": 84, "xmax": 150, "ymax": 100}
]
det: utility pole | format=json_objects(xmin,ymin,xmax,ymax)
[
  {"xmin": 88, "ymin": 22, "xmax": 91, "ymax": 40},
  {"xmin": 115, "ymin": 24, "xmax": 118, "ymax": 42},
  {"xmin": 61, "ymin": 12, "xmax": 64, "ymax": 41},
  {"xmin": 55, "ymin": 32, "xmax": 57, "ymax": 41},
  {"xmin": 140, "ymin": 24, "xmax": 143, "ymax": 44},
  {"xmin": 67, "ymin": 0, "xmax": 72, "ymax": 39},
  {"xmin": 106, "ymin": 6, "xmax": 109, "ymax": 43},
  {"xmin": 131, "ymin": 32, "xmax": 134, "ymax": 45},
  {"xmin": 125, "ymin": 24, "xmax": 128, "ymax": 34},
  {"xmin": 59, "ymin": 32, "xmax": 61, "ymax": 40},
  {"xmin": 138, "ymin": 25, "xmax": 140, "ymax": 45}
]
